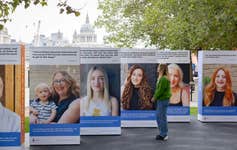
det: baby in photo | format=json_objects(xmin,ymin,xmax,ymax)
[{"xmin": 30, "ymin": 83, "xmax": 57, "ymax": 124}]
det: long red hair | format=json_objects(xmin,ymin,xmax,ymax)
[
  {"xmin": 204, "ymin": 67, "xmax": 235, "ymax": 106},
  {"xmin": 122, "ymin": 65, "xmax": 153, "ymax": 110}
]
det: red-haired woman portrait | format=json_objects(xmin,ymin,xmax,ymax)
[
  {"xmin": 121, "ymin": 65, "xmax": 153, "ymax": 110},
  {"xmin": 204, "ymin": 67, "xmax": 237, "ymax": 106}
]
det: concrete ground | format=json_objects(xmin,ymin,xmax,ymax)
[
  {"xmin": 25, "ymin": 115, "xmax": 237, "ymax": 150},
  {"xmin": 22, "ymin": 77, "xmax": 237, "ymax": 150}
]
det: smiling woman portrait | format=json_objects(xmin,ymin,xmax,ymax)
[
  {"xmin": 51, "ymin": 71, "xmax": 80, "ymax": 123},
  {"xmin": 204, "ymin": 67, "xmax": 237, "ymax": 106},
  {"xmin": 121, "ymin": 65, "xmax": 153, "ymax": 110},
  {"xmin": 168, "ymin": 64, "xmax": 190, "ymax": 106},
  {"xmin": 80, "ymin": 66, "xmax": 119, "ymax": 116}
]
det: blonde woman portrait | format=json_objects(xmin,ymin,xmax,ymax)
[
  {"xmin": 168, "ymin": 64, "xmax": 190, "ymax": 106},
  {"xmin": 80, "ymin": 66, "xmax": 119, "ymax": 116},
  {"xmin": 204, "ymin": 67, "xmax": 237, "ymax": 107}
]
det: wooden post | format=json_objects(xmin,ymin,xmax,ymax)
[{"xmin": 4, "ymin": 65, "xmax": 14, "ymax": 111}]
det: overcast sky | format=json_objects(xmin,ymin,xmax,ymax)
[{"xmin": 5, "ymin": 0, "xmax": 105, "ymax": 43}]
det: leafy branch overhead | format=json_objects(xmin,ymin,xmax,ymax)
[
  {"xmin": 57, "ymin": 1, "xmax": 80, "ymax": 16},
  {"xmin": 96, "ymin": 0, "xmax": 237, "ymax": 50},
  {"xmin": 0, "ymin": 0, "xmax": 80, "ymax": 30}
]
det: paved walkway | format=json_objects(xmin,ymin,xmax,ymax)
[
  {"xmin": 22, "ymin": 78, "xmax": 237, "ymax": 150},
  {"xmin": 24, "ymin": 115, "xmax": 237, "ymax": 150}
]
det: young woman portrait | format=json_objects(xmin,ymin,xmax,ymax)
[
  {"xmin": 121, "ymin": 64, "xmax": 153, "ymax": 110},
  {"xmin": 80, "ymin": 66, "xmax": 119, "ymax": 116},
  {"xmin": 204, "ymin": 67, "xmax": 237, "ymax": 107}
]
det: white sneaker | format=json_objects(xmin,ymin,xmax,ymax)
[{"xmin": 163, "ymin": 135, "xmax": 168, "ymax": 141}]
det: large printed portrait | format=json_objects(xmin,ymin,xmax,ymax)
[
  {"xmin": 203, "ymin": 64, "xmax": 237, "ymax": 107},
  {"xmin": 168, "ymin": 63, "xmax": 190, "ymax": 107},
  {"xmin": 121, "ymin": 63, "xmax": 190, "ymax": 110},
  {"xmin": 0, "ymin": 65, "xmax": 22, "ymax": 132},
  {"xmin": 80, "ymin": 64, "xmax": 120, "ymax": 116},
  {"xmin": 29, "ymin": 65, "xmax": 80, "ymax": 124},
  {"xmin": 121, "ymin": 63, "xmax": 157, "ymax": 110}
]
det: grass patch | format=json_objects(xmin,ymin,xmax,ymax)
[
  {"xmin": 25, "ymin": 117, "xmax": 29, "ymax": 133},
  {"xmin": 190, "ymin": 107, "xmax": 198, "ymax": 116}
]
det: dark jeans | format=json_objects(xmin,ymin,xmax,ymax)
[{"xmin": 156, "ymin": 100, "xmax": 169, "ymax": 137}]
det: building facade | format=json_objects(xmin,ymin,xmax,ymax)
[
  {"xmin": 0, "ymin": 28, "xmax": 11, "ymax": 44},
  {"xmin": 72, "ymin": 14, "xmax": 97, "ymax": 46}
]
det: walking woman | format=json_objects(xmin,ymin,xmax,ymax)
[{"xmin": 152, "ymin": 64, "xmax": 171, "ymax": 141}]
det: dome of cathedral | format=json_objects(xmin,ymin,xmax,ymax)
[
  {"xmin": 80, "ymin": 13, "xmax": 95, "ymax": 33},
  {"xmin": 80, "ymin": 24, "xmax": 94, "ymax": 33}
]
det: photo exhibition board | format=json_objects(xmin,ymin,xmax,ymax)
[
  {"xmin": 157, "ymin": 50, "xmax": 191, "ymax": 122},
  {"xmin": 120, "ymin": 49, "xmax": 157, "ymax": 127},
  {"xmin": 80, "ymin": 47, "xmax": 121, "ymax": 135},
  {"xmin": 29, "ymin": 47, "xmax": 80, "ymax": 145},
  {"xmin": 198, "ymin": 51, "xmax": 237, "ymax": 122},
  {"xmin": 0, "ymin": 44, "xmax": 25, "ymax": 149}
]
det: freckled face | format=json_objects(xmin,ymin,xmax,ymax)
[
  {"xmin": 131, "ymin": 69, "xmax": 143, "ymax": 86},
  {"xmin": 53, "ymin": 73, "xmax": 70, "ymax": 97},
  {"xmin": 169, "ymin": 69, "xmax": 180, "ymax": 88},
  {"xmin": 90, "ymin": 70, "xmax": 105, "ymax": 92},
  {"xmin": 215, "ymin": 69, "xmax": 226, "ymax": 90},
  {"xmin": 37, "ymin": 87, "xmax": 50, "ymax": 102}
]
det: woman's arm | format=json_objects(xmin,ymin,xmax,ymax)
[
  {"xmin": 153, "ymin": 77, "xmax": 167, "ymax": 100},
  {"xmin": 181, "ymin": 86, "xmax": 190, "ymax": 106},
  {"xmin": 111, "ymin": 97, "xmax": 118, "ymax": 116},
  {"xmin": 58, "ymin": 99, "xmax": 80, "ymax": 123}
]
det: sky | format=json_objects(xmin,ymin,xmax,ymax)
[{"xmin": 5, "ymin": 0, "xmax": 105, "ymax": 44}]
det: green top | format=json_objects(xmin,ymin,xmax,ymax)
[{"xmin": 153, "ymin": 76, "xmax": 171, "ymax": 101}]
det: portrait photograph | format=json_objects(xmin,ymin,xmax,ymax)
[
  {"xmin": 167, "ymin": 63, "xmax": 190, "ymax": 107},
  {"xmin": 121, "ymin": 63, "xmax": 157, "ymax": 110},
  {"xmin": 203, "ymin": 64, "xmax": 237, "ymax": 107},
  {"xmin": 80, "ymin": 64, "xmax": 120, "ymax": 116},
  {"xmin": 0, "ymin": 65, "xmax": 22, "ymax": 132},
  {"xmin": 29, "ymin": 65, "xmax": 80, "ymax": 124}
]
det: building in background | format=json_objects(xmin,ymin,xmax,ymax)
[
  {"xmin": 32, "ymin": 34, "xmax": 49, "ymax": 46},
  {"xmin": 48, "ymin": 30, "xmax": 69, "ymax": 46},
  {"xmin": 72, "ymin": 13, "xmax": 98, "ymax": 47},
  {"xmin": 30, "ymin": 14, "xmax": 108, "ymax": 47},
  {"xmin": 0, "ymin": 28, "xmax": 11, "ymax": 44},
  {"xmin": 32, "ymin": 30, "xmax": 69, "ymax": 47}
]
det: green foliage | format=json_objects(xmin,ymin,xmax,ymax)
[
  {"xmin": 25, "ymin": 117, "xmax": 29, "ymax": 133},
  {"xmin": 190, "ymin": 107, "xmax": 198, "ymax": 116},
  {"xmin": 0, "ymin": 24, "xmax": 3, "ymax": 30},
  {"xmin": 96, "ymin": 0, "xmax": 237, "ymax": 50},
  {"xmin": 57, "ymin": 1, "xmax": 80, "ymax": 16},
  {"xmin": 203, "ymin": 76, "xmax": 211, "ymax": 87},
  {"xmin": 0, "ymin": 0, "xmax": 80, "ymax": 30}
]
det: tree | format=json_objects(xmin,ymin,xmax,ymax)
[
  {"xmin": 96, "ymin": 0, "xmax": 237, "ymax": 50},
  {"xmin": 0, "ymin": 0, "xmax": 80, "ymax": 30}
]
